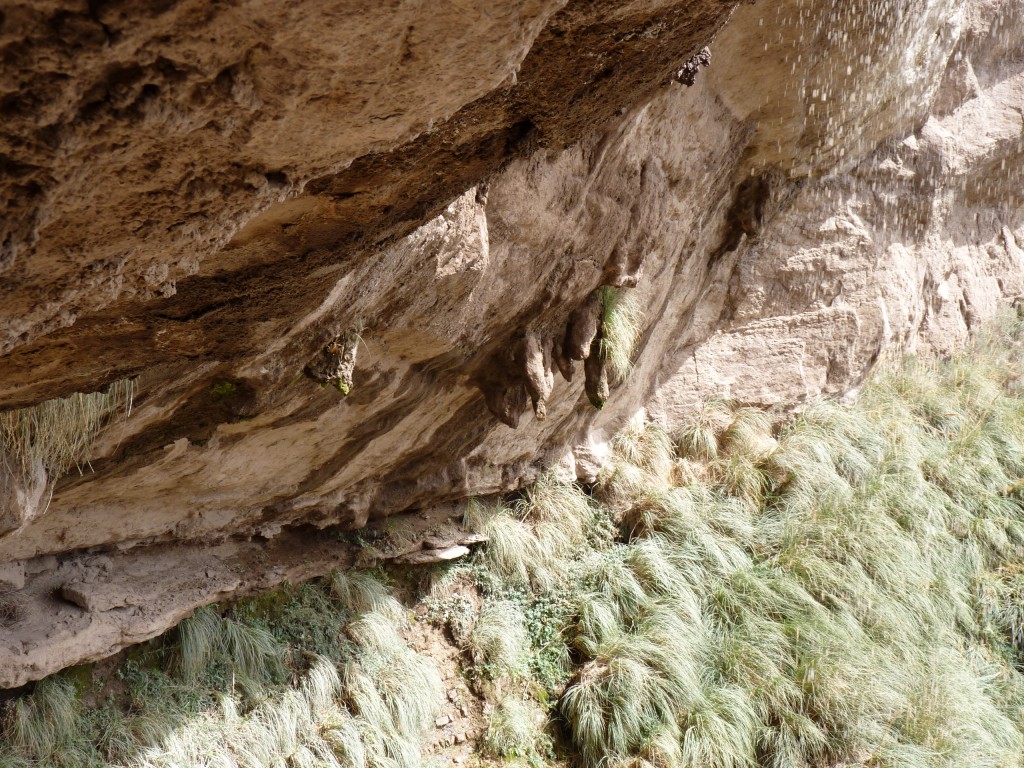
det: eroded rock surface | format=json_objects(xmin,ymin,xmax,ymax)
[{"xmin": 1, "ymin": 0, "xmax": 1022, "ymax": 684}]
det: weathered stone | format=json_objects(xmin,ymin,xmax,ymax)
[
  {"xmin": 564, "ymin": 293, "xmax": 604, "ymax": 361},
  {"xmin": 676, "ymin": 46, "xmax": 712, "ymax": 86},
  {"xmin": 584, "ymin": 335, "xmax": 610, "ymax": 410},
  {"xmin": 303, "ymin": 334, "xmax": 359, "ymax": 394},
  {"xmin": 396, "ymin": 546, "xmax": 471, "ymax": 565},
  {"xmin": 523, "ymin": 334, "xmax": 555, "ymax": 419}
]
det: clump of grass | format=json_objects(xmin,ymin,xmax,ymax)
[
  {"xmin": 343, "ymin": 610, "xmax": 444, "ymax": 763},
  {"xmin": 176, "ymin": 605, "xmax": 221, "ymax": 681},
  {"xmin": 465, "ymin": 499, "xmax": 550, "ymax": 586},
  {"xmin": 674, "ymin": 399, "xmax": 733, "ymax": 461},
  {"xmin": 516, "ymin": 473, "xmax": 594, "ymax": 550},
  {"xmin": 0, "ymin": 378, "xmax": 134, "ymax": 488},
  {"xmin": 468, "ymin": 600, "xmax": 529, "ymax": 680},
  {"xmin": 3, "ymin": 677, "xmax": 80, "ymax": 760},
  {"xmin": 463, "ymin": 492, "xmax": 584, "ymax": 589},
  {"xmin": 599, "ymin": 286, "xmax": 644, "ymax": 383},
  {"xmin": 481, "ymin": 695, "xmax": 551, "ymax": 763},
  {"xmin": 218, "ymin": 615, "xmax": 286, "ymax": 689},
  {"xmin": 611, "ymin": 418, "xmax": 675, "ymax": 480},
  {"xmin": 329, "ymin": 568, "xmax": 397, "ymax": 617},
  {"xmin": 176, "ymin": 605, "xmax": 285, "ymax": 689},
  {"xmin": 719, "ymin": 406, "xmax": 776, "ymax": 459},
  {"xmin": 598, "ymin": 419, "xmax": 680, "ymax": 519}
]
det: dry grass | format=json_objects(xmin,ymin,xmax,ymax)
[{"xmin": 0, "ymin": 379, "xmax": 134, "ymax": 491}]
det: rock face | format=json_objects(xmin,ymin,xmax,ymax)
[{"xmin": 0, "ymin": 0, "xmax": 1022, "ymax": 685}]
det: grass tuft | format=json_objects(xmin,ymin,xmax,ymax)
[
  {"xmin": 675, "ymin": 399, "xmax": 733, "ymax": 461},
  {"xmin": 4, "ymin": 677, "xmax": 80, "ymax": 759},
  {"xmin": 481, "ymin": 695, "xmax": 550, "ymax": 762},
  {"xmin": 177, "ymin": 605, "xmax": 285, "ymax": 689},
  {"xmin": 0, "ymin": 379, "xmax": 133, "ymax": 489},
  {"xmin": 468, "ymin": 600, "xmax": 529, "ymax": 680},
  {"xmin": 600, "ymin": 286, "xmax": 644, "ymax": 383}
]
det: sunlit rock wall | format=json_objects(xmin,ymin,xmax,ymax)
[{"xmin": 0, "ymin": 0, "xmax": 1022, "ymax": 684}]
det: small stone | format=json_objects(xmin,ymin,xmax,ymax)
[
  {"xmin": 397, "ymin": 545, "xmax": 470, "ymax": 565},
  {"xmin": 453, "ymin": 756, "xmax": 464, "ymax": 764},
  {"xmin": 454, "ymin": 732, "xmax": 466, "ymax": 744},
  {"xmin": 435, "ymin": 715, "xmax": 451, "ymax": 728},
  {"xmin": 447, "ymin": 688, "xmax": 459, "ymax": 702},
  {"xmin": 460, "ymin": 704, "xmax": 470, "ymax": 717}
]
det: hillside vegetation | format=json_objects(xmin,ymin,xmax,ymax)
[{"xmin": 6, "ymin": 313, "xmax": 1024, "ymax": 767}]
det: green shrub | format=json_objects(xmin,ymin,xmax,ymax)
[
  {"xmin": 468, "ymin": 600, "xmax": 529, "ymax": 679},
  {"xmin": 4, "ymin": 677, "xmax": 80, "ymax": 759}
]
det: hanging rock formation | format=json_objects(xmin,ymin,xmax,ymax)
[{"xmin": 0, "ymin": 0, "xmax": 1022, "ymax": 685}]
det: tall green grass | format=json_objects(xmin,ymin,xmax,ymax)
[{"xmin": 600, "ymin": 287, "xmax": 644, "ymax": 384}]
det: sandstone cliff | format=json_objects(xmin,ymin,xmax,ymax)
[{"xmin": 0, "ymin": 0, "xmax": 1022, "ymax": 686}]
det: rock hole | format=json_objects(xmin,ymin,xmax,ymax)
[
  {"xmin": 215, "ymin": 66, "xmax": 235, "ymax": 94},
  {"xmin": 503, "ymin": 118, "xmax": 536, "ymax": 155},
  {"xmin": 264, "ymin": 171, "xmax": 289, "ymax": 188}
]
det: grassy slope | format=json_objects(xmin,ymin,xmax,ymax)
[
  {"xmin": 0, "ymin": 573, "xmax": 444, "ymax": 768},
  {"xmin": 7, "ymin": 314, "xmax": 1024, "ymax": 767},
  {"xmin": 443, "ymin": 313, "xmax": 1024, "ymax": 768}
]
